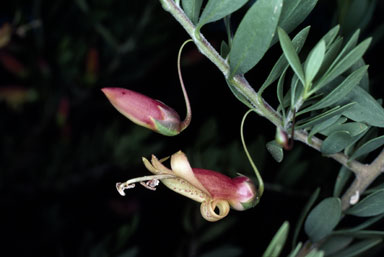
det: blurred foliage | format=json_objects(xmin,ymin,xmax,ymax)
[{"xmin": 1, "ymin": 0, "xmax": 384, "ymax": 257}]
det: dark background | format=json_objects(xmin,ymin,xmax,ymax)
[{"xmin": 1, "ymin": 0, "xmax": 384, "ymax": 256}]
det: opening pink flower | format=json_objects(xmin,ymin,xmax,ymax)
[{"xmin": 116, "ymin": 151, "xmax": 259, "ymax": 222}]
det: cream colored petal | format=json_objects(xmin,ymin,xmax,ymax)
[
  {"xmin": 200, "ymin": 199, "xmax": 230, "ymax": 222},
  {"xmin": 147, "ymin": 155, "xmax": 173, "ymax": 175},
  {"xmin": 170, "ymin": 151, "xmax": 211, "ymax": 196},
  {"xmin": 161, "ymin": 177, "xmax": 209, "ymax": 203},
  {"xmin": 142, "ymin": 157, "xmax": 159, "ymax": 174}
]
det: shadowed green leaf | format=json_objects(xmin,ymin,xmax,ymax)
[
  {"xmin": 321, "ymin": 236, "xmax": 353, "ymax": 256},
  {"xmin": 304, "ymin": 197, "xmax": 341, "ymax": 242},
  {"xmin": 278, "ymin": 27, "xmax": 305, "ymax": 86},
  {"xmin": 350, "ymin": 135, "xmax": 384, "ymax": 161},
  {"xmin": 182, "ymin": 0, "xmax": 203, "ymax": 24},
  {"xmin": 321, "ymin": 131, "xmax": 353, "ymax": 155},
  {"xmin": 266, "ymin": 140, "xmax": 284, "ymax": 163},
  {"xmin": 308, "ymin": 115, "xmax": 342, "ymax": 142},
  {"xmin": 197, "ymin": 0, "xmax": 247, "ymax": 30},
  {"xmin": 333, "ymin": 166, "xmax": 353, "ymax": 197},
  {"xmin": 321, "ymin": 122, "xmax": 368, "ymax": 137},
  {"xmin": 293, "ymin": 188, "xmax": 320, "ymax": 248},
  {"xmin": 273, "ymin": 0, "xmax": 318, "ymax": 44},
  {"xmin": 262, "ymin": 221, "xmax": 289, "ymax": 257},
  {"xmin": 327, "ymin": 238, "xmax": 382, "ymax": 257},
  {"xmin": 229, "ymin": 0, "xmax": 282, "ymax": 75},
  {"xmin": 347, "ymin": 189, "xmax": 384, "ymax": 217}
]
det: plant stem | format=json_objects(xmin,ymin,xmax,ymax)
[{"xmin": 159, "ymin": 0, "xmax": 384, "ymax": 211}]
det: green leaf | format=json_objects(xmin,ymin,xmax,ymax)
[
  {"xmin": 315, "ymin": 37, "xmax": 343, "ymax": 81},
  {"xmin": 275, "ymin": 0, "xmax": 318, "ymax": 43},
  {"xmin": 321, "ymin": 130, "xmax": 353, "ymax": 155},
  {"xmin": 347, "ymin": 189, "xmax": 384, "ymax": 217},
  {"xmin": 220, "ymin": 40, "xmax": 230, "ymax": 58},
  {"xmin": 321, "ymin": 236, "xmax": 353, "ymax": 256},
  {"xmin": 302, "ymin": 65, "xmax": 368, "ymax": 113},
  {"xmin": 321, "ymin": 122, "xmax": 368, "ymax": 137},
  {"xmin": 278, "ymin": 27, "xmax": 305, "ymax": 86},
  {"xmin": 229, "ymin": 0, "xmax": 282, "ymax": 75},
  {"xmin": 288, "ymin": 243, "xmax": 302, "ymax": 257},
  {"xmin": 277, "ymin": 67, "xmax": 288, "ymax": 118},
  {"xmin": 316, "ymin": 37, "xmax": 371, "ymax": 91},
  {"xmin": 295, "ymin": 103, "xmax": 355, "ymax": 129},
  {"xmin": 304, "ymin": 40, "xmax": 326, "ymax": 86},
  {"xmin": 197, "ymin": 0, "xmax": 247, "ymax": 29},
  {"xmin": 182, "ymin": 0, "xmax": 203, "ymax": 24},
  {"xmin": 333, "ymin": 166, "xmax": 352, "ymax": 197},
  {"xmin": 266, "ymin": 140, "xmax": 284, "ymax": 163},
  {"xmin": 329, "ymin": 30, "xmax": 360, "ymax": 72},
  {"xmin": 336, "ymin": 214, "xmax": 384, "ymax": 233},
  {"xmin": 259, "ymin": 26, "xmax": 311, "ymax": 96},
  {"xmin": 306, "ymin": 249, "xmax": 324, "ymax": 257},
  {"xmin": 225, "ymin": 82, "xmax": 253, "ymax": 109},
  {"xmin": 349, "ymin": 135, "xmax": 384, "ymax": 161},
  {"xmin": 292, "ymin": 188, "xmax": 320, "ymax": 248},
  {"xmin": 327, "ymin": 238, "xmax": 382, "ymax": 257},
  {"xmin": 339, "ymin": 86, "xmax": 384, "ymax": 127},
  {"xmin": 321, "ymin": 25, "xmax": 340, "ymax": 47},
  {"xmin": 304, "ymin": 197, "xmax": 342, "ymax": 242},
  {"xmin": 333, "ymin": 230, "xmax": 384, "ymax": 238},
  {"xmin": 262, "ymin": 221, "xmax": 289, "ymax": 257},
  {"xmin": 308, "ymin": 115, "xmax": 342, "ymax": 142}
]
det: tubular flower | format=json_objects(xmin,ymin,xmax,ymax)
[
  {"xmin": 116, "ymin": 151, "xmax": 259, "ymax": 222},
  {"xmin": 101, "ymin": 87, "xmax": 185, "ymax": 136},
  {"xmin": 102, "ymin": 40, "xmax": 192, "ymax": 136}
]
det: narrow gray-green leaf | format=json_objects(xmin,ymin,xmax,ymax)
[
  {"xmin": 225, "ymin": 80, "xmax": 253, "ymax": 109},
  {"xmin": 182, "ymin": 0, "xmax": 203, "ymax": 24},
  {"xmin": 333, "ymin": 166, "xmax": 352, "ymax": 197},
  {"xmin": 335, "ymin": 214, "xmax": 384, "ymax": 233},
  {"xmin": 277, "ymin": 67, "xmax": 288, "ymax": 118},
  {"xmin": 316, "ymin": 37, "xmax": 371, "ymax": 90},
  {"xmin": 304, "ymin": 40, "xmax": 326, "ymax": 86},
  {"xmin": 293, "ymin": 188, "xmax": 320, "ymax": 248},
  {"xmin": 328, "ymin": 29, "xmax": 360, "ymax": 72},
  {"xmin": 198, "ymin": 0, "xmax": 247, "ymax": 29},
  {"xmin": 347, "ymin": 189, "xmax": 384, "ymax": 217},
  {"xmin": 321, "ymin": 236, "xmax": 353, "ymax": 256},
  {"xmin": 304, "ymin": 197, "xmax": 341, "ymax": 242},
  {"xmin": 266, "ymin": 140, "xmax": 284, "ymax": 163},
  {"xmin": 339, "ymin": 86, "xmax": 384, "ymax": 127},
  {"xmin": 350, "ymin": 135, "xmax": 384, "ymax": 161},
  {"xmin": 321, "ymin": 25, "xmax": 340, "ymax": 47},
  {"xmin": 296, "ymin": 103, "xmax": 355, "ymax": 129},
  {"xmin": 273, "ymin": 0, "xmax": 318, "ymax": 44},
  {"xmin": 321, "ymin": 131, "xmax": 353, "ymax": 155},
  {"xmin": 229, "ymin": 0, "xmax": 282, "ymax": 75},
  {"xmin": 334, "ymin": 230, "xmax": 384, "ymax": 239},
  {"xmin": 308, "ymin": 115, "xmax": 341, "ymax": 142},
  {"xmin": 260, "ymin": 26, "xmax": 311, "ymax": 95},
  {"xmin": 288, "ymin": 243, "xmax": 302, "ymax": 257},
  {"xmin": 302, "ymin": 65, "xmax": 368, "ymax": 113},
  {"xmin": 262, "ymin": 221, "xmax": 289, "ymax": 257},
  {"xmin": 321, "ymin": 122, "xmax": 368, "ymax": 137},
  {"xmin": 278, "ymin": 27, "xmax": 305, "ymax": 86},
  {"xmin": 327, "ymin": 238, "xmax": 382, "ymax": 257}
]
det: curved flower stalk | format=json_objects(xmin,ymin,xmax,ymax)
[
  {"xmin": 116, "ymin": 151, "xmax": 259, "ymax": 222},
  {"xmin": 101, "ymin": 40, "xmax": 192, "ymax": 136}
]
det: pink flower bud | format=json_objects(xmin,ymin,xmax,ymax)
[{"xmin": 102, "ymin": 87, "xmax": 183, "ymax": 136}]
